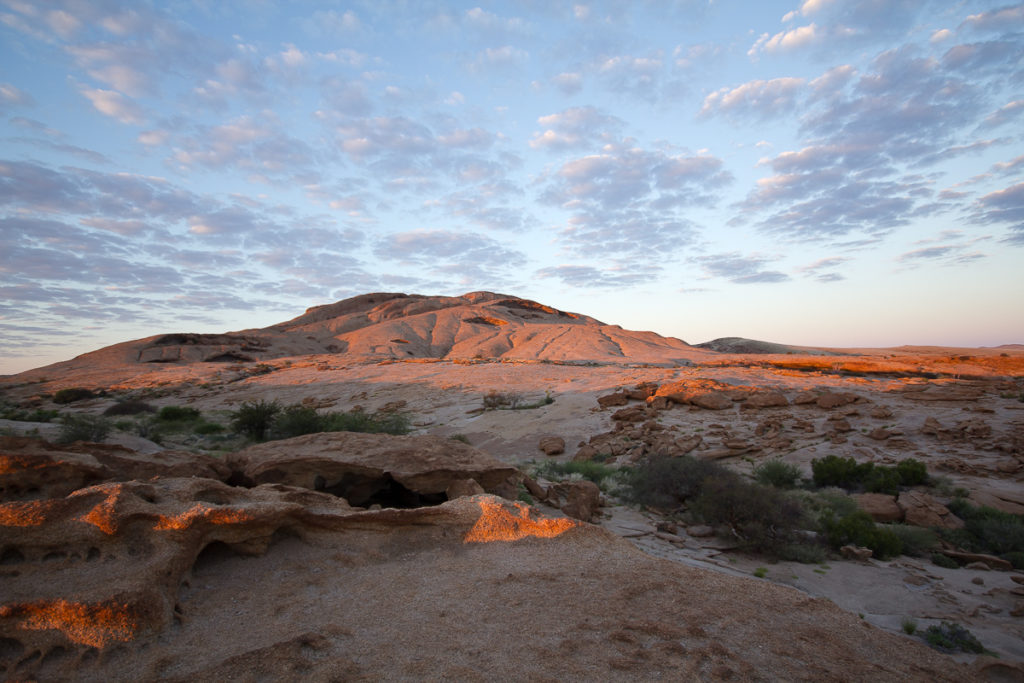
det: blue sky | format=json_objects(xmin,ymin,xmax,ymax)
[{"xmin": 1, "ymin": 0, "xmax": 1023, "ymax": 374}]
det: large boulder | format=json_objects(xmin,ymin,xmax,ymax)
[
  {"xmin": 546, "ymin": 480, "xmax": 602, "ymax": 522},
  {"xmin": 854, "ymin": 493, "xmax": 903, "ymax": 523},
  {"xmin": 0, "ymin": 436, "xmax": 230, "ymax": 500},
  {"xmin": 898, "ymin": 491, "xmax": 964, "ymax": 529},
  {"xmin": 226, "ymin": 432, "xmax": 520, "ymax": 506},
  {"xmin": 538, "ymin": 436, "xmax": 565, "ymax": 456}
]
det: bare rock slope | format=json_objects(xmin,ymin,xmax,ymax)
[{"xmin": 27, "ymin": 292, "xmax": 703, "ymax": 380}]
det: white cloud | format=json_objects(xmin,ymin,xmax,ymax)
[
  {"xmin": 930, "ymin": 28, "xmax": 953, "ymax": 43},
  {"xmin": 749, "ymin": 23, "xmax": 819, "ymax": 57},
  {"xmin": 0, "ymin": 82, "xmax": 33, "ymax": 106},
  {"xmin": 551, "ymin": 72, "xmax": 582, "ymax": 94},
  {"xmin": 700, "ymin": 77, "xmax": 806, "ymax": 119},
  {"xmin": 80, "ymin": 88, "xmax": 144, "ymax": 124}
]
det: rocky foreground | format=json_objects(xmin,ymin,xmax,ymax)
[{"xmin": 0, "ymin": 434, "xmax": 987, "ymax": 681}]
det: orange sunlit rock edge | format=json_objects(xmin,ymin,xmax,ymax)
[{"xmin": 463, "ymin": 497, "xmax": 580, "ymax": 543}]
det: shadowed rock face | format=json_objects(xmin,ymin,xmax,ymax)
[{"xmin": 225, "ymin": 431, "xmax": 521, "ymax": 506}]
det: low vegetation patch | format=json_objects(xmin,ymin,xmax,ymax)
[
  {"xmin": 230, "ymin": 401, "xmax": 412, "ymax": 442},
  {"xmin": 533, "ymin": 460, "xmax": 618, "ymax": 488},
  {"xmin": 811, "ymin": 455, "xmax": 928, "ymax": 494},
  {"xmin": 0, "ymin": 402, "xmax": 60, "ymax": 422},
  {"xmin": 103, "ymin": 400, "xmax": 156, "ymax": 416},
  {"xmin": 752, "ymin": 459, "xmax": 802, "ymax": 489},
  {"xmin": 57, "ymin": 414, "xmax": 111, "ymax": 444},
  {"xmin": 53, "ymin": 388, "xmax": 97, "ymax": 404},
  {"xmin": 820, "ymin": 510, "xmax": 903, "ymax": 559},
  {"xmin": 157, "ymin": 405, "xmax": 201, "ymax": 421},
  {"xmin": 482, "ymin": 390, "xmax": 553, "ymax": 411},
  {"xmin": 921, "ymin": 621, "xmax": 987, "ymax": 654},
  {"xmin": 939, "ymin": 498, "xmax": 1024, "ymax": 569}
]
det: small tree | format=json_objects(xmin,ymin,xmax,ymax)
[{"xmin": 230, "ymin": 400, "xmax": 280, "ymax": 441}]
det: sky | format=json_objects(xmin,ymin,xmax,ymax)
[{"xmin": 1, "ymin": 0, "xmax": 1023, "ymax": 375}]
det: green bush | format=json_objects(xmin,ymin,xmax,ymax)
[
  {"xmin": 692, "ymin": 476, "xmax": 808, "ymax": 556},
  {"xmin": 895, "ymin": 458, "xmax": 928, "ymax": 486},
  {"xmin": 622, "ymin": 455, "xmax": 736, "ymax": 510},
  {"xmin": 864, "ymin": 466, "xmax": 902, "ymax": 494},
  {"xmin": 812, "ymin": 455, "xmax": 929, "ymax": 493},
  {"xmin": 57, "ymin": 414, "xmax": 111, "ymax": 444},
  {"xmin": 230, "ymin": 400, "xmax": 281, "ymax": 441},
  {"xmin": 811, "ymin": 455, "xmax": 873, "ymax": 488},
  {"xmin": 534, "ymin": 460, "xmax": 618, "ymax": 486},
  {"xmin": 157, "ymin": 405, "xmax": 201, "ymax": 421},
  {"xmin": 193, "ymin": 421, "xmax": 225, "ymax": 435},
  {"xmin": 0, "ymin": 404, "xmax": 60, "ymax": 422},
  {"xmin": 752, "ymin": 459, "xmax": 802, "ymax": 489},
  {"xmin": 54, "ymin": 388, "xmax": 96, "ymax": 404},
  {"xmin": 821, "ymin": 511, "xmax": 903, "ymax": 559},
  {"xmin": 1002, "ymin": 551, "xmax": 1024, "ymax": 570},
  {"xmin": 943, "ymin": 498, "xmax": 1024, "ymax": 558},
  {"xmin": 922, "ymin": 622, "xmax": 985, "ymax": 654},
  {"xmin": 272, "ymin": 405, "xmax": 324, "ymax": 439},
  {"xmin": 103, "ymin": 400, "xmax": 155, "ymax": 416},
  {"xmin": 931, "ymin": 553, "xmax": 959, "ymax": 569},
  {"xmin": 887, "ymin": 524, "xmax": 939, "ymax": 557},
  {"xmin": 901, "ymin": 617, "xmax": 917, "ymax": 635}
]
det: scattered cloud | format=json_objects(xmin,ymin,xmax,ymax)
[
  {"xmin": 700, "ymin": 77, "xmax": 806, "ymax": 120},
  {"xmin": 80, "ymin": 88, "xmax": 144, "ymax": 124},
  {"xmin": 697, "ymin": 253, "xmax": 790, "ymax": 284},
  {"xmin": 530, "ymin": 106, "xmax": 622, "ymax": 150},
  {"xmin": 749, "ymin": 23, "xmax": 821, "ymax": 57}
]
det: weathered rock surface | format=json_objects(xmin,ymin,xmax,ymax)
[
  {"xmin": 854, "ymin": 493, "xmax": 904, "ymax": 523},
  {"xmin": 898, "ymin": 490, "xmax": 965, "ymax": 529},
  {"xmin": 226, "ymin": 432, "xmax": 520, "ymax": 506},
  {"xmin": 0, "ymin": 436, "xmax": 230, "ymax": 500},
  {"xmin": 546, "ymin": 480, "xmax": 602, "ymax": 522}
]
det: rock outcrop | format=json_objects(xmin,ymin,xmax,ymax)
[{"xmin": 226, "ymin": 432, "xmax": 521, "ymax": 506}]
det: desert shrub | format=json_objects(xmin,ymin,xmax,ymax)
[
  {"xmin": 57, "ymin": 414, "xmax": 111, "ymax": 444},
  {"xmin": 483, "ymin": 391, "xmax": 518, "ymax": 409},
  {"xmin": 895, "ymin": 458, "xmax": 929, "ymax": 486},
  {"xmin": 812, "ymin": 455, "xmax": 929, "ymax": 493},
  {"xmin": 622, "ymin": 455, "xmax": 736, "ymax": 510},
  {"xmin": 157, "ymin": 405, "xmax": 201, "ymax": 421},
  {"xmin": 752, "ymin": 459, "xmax": 802, "ymax": 489},
  {"xmin": 449, "ymin": 434, "xmax": 470, "ymax": 444},
  {"xmin": 272, "ymin": 405, "xmax": 324, "ymax": 439},
  {"xmin": 230, "ymin": 400, "xmax": 281, "ymax": 441},
  {"xmin": 776, "ymin": 542, "xmax": 827, "ymax": 564},
  {"xmin": 535, "ymin": 460, "xmax": 617, "ymax": 486},
  {"xmin": 1002, "ymin": 551, "xmax": 1024, "ymax": 570},
  {"xmin": 0, "ymin": 403, "xmax": 60, "ymax": 422},
  {"xmin": 864, "ymin": 466, "xmax": 902, "ymax": 494},
  {"xmin": 321, "ymin": 409, "xmax": 410, "ymax": 435},
  {"xmin": 921, "ymin": 622, "xmax": 985, "ymax": 654},
  {"xmin": 103, "ymin": 400, "xmax": 155, "ymax": 416},
  {"xmin": 931, "ymin": 553, "xmax": 959, "ymax": 569},
  {"xmin": 902, "ymin": 617, "xmax": 918, "ymax": 635},
  {"xmin": 811, "ymin": 455, "xmax": 873, "ymax": 488},
  {"xmin": 692, "ymin": 476, "xmax": 808, "ymax": 555},
  {"xmin": 53, "ymin": 388, "xmax": 96, "ymax": 404},
  {"xmin": 193, "ymin": 421, "xmax": 225, "ymax": 435},
  {"xmin": 820, "ymin": 510, "xmax": 903, "ymax": 559},
  {"xmin": 887, "ymin": 524, "xmax": 939, "ymax": 557},
  {"xmin": 943, "ymin": 499, "xmax": 1024, "ymax": 558}
]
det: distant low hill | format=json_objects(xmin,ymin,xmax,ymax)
[
  {"xmin": 20, "ymin": 292, "xmax": 709, "ymax": 375},
  {"xmin": 695, "ymin": 337, "xmax": 837, "ymax": 356}
]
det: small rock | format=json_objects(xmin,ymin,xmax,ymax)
[
  {"xmin": 868, "ymin": 427, "xmax": 892, "ymax": 441},
  {"xmin": 546, "ymin": 480, "xmax": 602, "ymax": 522},
  {"xmin": 656, "ymin": 521, "xmax": 678, "ymax": 534},
  {"xmin": 597, "ymin": 392, "xmax": 629, "ymax": 408},
  {"xmin": 840, "ymin": 545, "xmax": 873, "ymax": 562},
  {"xmin": 687, "ymin": 524, "xmax": 715, "ymax": 538},
  {"xmin": 538, "ymin": 436, "xmax": 565, "ymax": 456},
  {"xmin": 972, "ymin": 576, "xmax": 985, "ymax": 585}
]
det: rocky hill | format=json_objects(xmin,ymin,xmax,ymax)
[{"xmin": 16, "ymin": 292, "xmax": 705, "ymax": 383}]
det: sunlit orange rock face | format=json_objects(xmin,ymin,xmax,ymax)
[
  {"xmin": 3, "ymin": 600, "xmax": 139, "ymax": 648},
  {"xmin": 464, "ymin": 498, "xmax": 579, "ymax": 543},
  {"xmin": 153, "ymin": 503, "xmax": 257, "ymax": 530}
]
